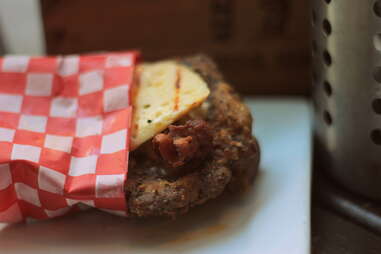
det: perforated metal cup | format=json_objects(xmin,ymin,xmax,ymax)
[{"xmin": 312, "ymin": 0, "xmax": 381, "ymax": 199}]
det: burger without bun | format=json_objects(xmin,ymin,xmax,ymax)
[{"xmin": 125, "ymin": 55, "xmax": 260, "ymax": 218}]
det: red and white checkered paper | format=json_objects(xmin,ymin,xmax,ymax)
[{"xmin": 0, "ymin": 51, "xmax": 139, "ymax": 223}]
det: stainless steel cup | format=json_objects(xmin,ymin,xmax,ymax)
[{"xmin": 312, "ymin": 0, "xmax": 381, "ymax": 199}]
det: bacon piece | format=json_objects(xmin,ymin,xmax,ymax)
[{"xmin": 152, "ymin": 120, "xmax": 212, "ymax": 167}]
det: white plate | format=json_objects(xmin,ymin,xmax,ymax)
[
  {"xmin": 0, "ymin": 0, "xmax": 45, "ymax": 55},
  {"xmin": 0, "ymin": 97, "xmax": 311, "ymax": 254}
]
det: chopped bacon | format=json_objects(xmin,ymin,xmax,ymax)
[{"xmin": 152, "ymin": 120, "xmax": 212, "ymax": 167}]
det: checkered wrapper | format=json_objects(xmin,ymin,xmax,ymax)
[{"xmin": 0, "ymin": 51, "xmax": 139, "ymax": 223}]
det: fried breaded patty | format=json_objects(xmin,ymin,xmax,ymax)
[{"xmin": 125, "ymin": 55, "xmax": 260, "ymax": 218}]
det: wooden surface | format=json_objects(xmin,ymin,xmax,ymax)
[
  {"xmin": 40, "ymin": 0, "xmax": 311, "ymax": 95},
  {"xmin": 312, "ymin": 168, "xmax": 381, "ymax": 254},
  {"xmin": 312, "ymin": 205, "xmax": 381, "ymax": 254}
]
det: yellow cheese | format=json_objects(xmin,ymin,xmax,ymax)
[{"xmin": 130, "ymin": 61, "xmax": 210, "ymax": 150}]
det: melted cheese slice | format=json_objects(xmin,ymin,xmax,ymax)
[{"xmin": 130, "ymin": 61, "xmax": 210, "ymax": 150}]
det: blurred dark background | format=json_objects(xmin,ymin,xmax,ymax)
[{"xmin": 40, "ymin": 0, "xmax": 310, "ymax": 96}]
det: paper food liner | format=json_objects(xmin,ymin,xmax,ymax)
[{"xmin": 0, "ymin": 51, "xmax": 139, "ymax": 223}]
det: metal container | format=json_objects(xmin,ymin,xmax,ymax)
[{"xmin": 312, "ymin": 0, "xmax": 381, "ymax": 199}]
